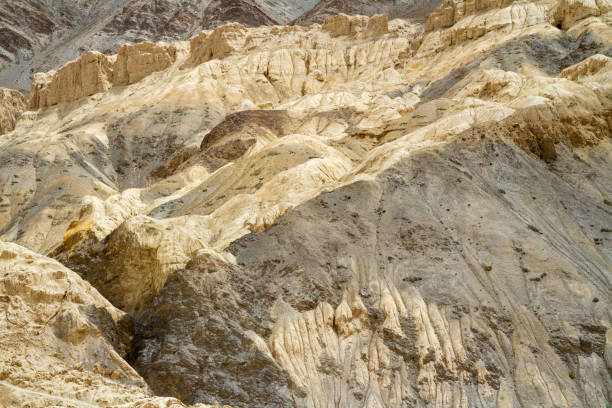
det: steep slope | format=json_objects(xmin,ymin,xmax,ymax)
[
  {"xmin": 0, "ymin": 240, "xmax": 147, "ymax": 406},
  {"xmin": 137, "ymin": 133, "xmax": 612, "ymax": 407},
  {"xmin": 0, "ymin": 0, "xmax": 131, "ymax": 91},
  {"xmin": 0, "ymin": 87, "xmax": 25, "ymax": 134},
  {"xmin": 0, "ymin": 0, "xmax": 611, "ymax": 406},
  {"xmin": 0, "ymin": 240, "xmax": 221, "ymax": 407}
]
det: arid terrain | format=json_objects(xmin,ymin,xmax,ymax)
[
  {"xmin": 0, "ymin": 0, "xmax": 320, "ymax": 91},
  {"xmin": 0, "ymin": 0, "xmax": 611, "ymax": 407}
]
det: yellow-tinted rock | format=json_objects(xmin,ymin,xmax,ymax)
[
  {"xmin": 0, "ymin": 88, "xmax": 25, "ymax": 135},
  {"xmin": 560, "ymin": 53, "xmax": 612, "ymax": 80},
  {"xmin": 28, "ymin": 51, "xmax": 113, "ymax": 109},
  {"xmin": 322, "ymin": 13, "xmax": 388, "ymax": 37},
  {"xmin": 114, "ymin": 41, "xmax": 178, "ymax": 86},
  {"xmin": 186, "ymin": 23, "xmax": 247, "ymax": 66}
]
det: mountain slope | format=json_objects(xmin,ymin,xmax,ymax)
[{"xmin": 0, "ymin": 0, "xmax": 611, "ymax": 406}]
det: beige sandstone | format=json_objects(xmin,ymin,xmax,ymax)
[
  {"xmin": 0, "ymin": 88, "xmax": 25, "ymax": 135},
  {"xmin": 186, "ymin": 23, "xmax": 248, "ymax": 67},
  {"xmin": 0, "ymin": 241, "xmax": 150, "ymax": 406},
  {"xmin": 322, "ymin": 13, "xmax": 389, "ymax": 37},
  {"xmin": 554, "ymin": 0, "xmax": 612, "ymax": 27},
  {"xmin": 28, "ymin": 51, "xmax": 114, "ymax": 109},
  {"xmin": 560, "ymin": 53, "xmax": 612, "ymax": 79},
  {"xmin": 419, "ymin": 0, "xmax": 612, "ymax": 55},
  {"xmin": 114, "ymin": 42, "xmax": 180, "ymax": 86},
  {"xmin": 0, "ymin": 0, "xmax": 610, "ymax": 406}
]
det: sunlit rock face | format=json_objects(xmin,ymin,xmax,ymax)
[
  {"xmin": 0, "ymin": 88, "xmax": 25, "ymax": 135},
  {"xmin": 0, "ymin": 0, "xmax": 611, "ymax": 406}
]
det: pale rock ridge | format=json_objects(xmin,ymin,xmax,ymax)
[
  {"xmin": 27, "ymin": 41, "xmax": 182, "ymax": 109},
  {"xmin": 26, "ymin": 16, "xmax": 409, "ymax": 111},
  {"xmin": 418, "ymin": 1, "xmax": 556, "ymax": 55},
  {"xmin": 0, "ymin": 3, "xmax": 611, "ymax": 406},
  {"xmin": 60, "ymin": 214, "xmax": 211, "ymax": 316},
  {"xmin": 186, "ymin": 32, "xmax": 411, "ymax": 102},
  {"xmin": 186, "ymin": 23, "xmax": 248, "ymax": 66},
  {"xmin": 0, "ymin": 241, "xmax": 150, "ymax": 406},
  {"xmin": 321, "ymin": 13, "xmax": 389, "ymax": 37},
  {"xmin": 560, "ymin": 53, "xmax": 612, "ymax": 79},
  {"xmin": 418, "ymin": 0, "xmax": 612, "ymax": 55},
  {"xmin": 554, "ymin": 0, "xmax": 612, "ymax": 27},
  {"xmin": 424, "ymin": 0, "xmax": 520, "ymax": 32},
  {"xmin": 0, "ymin": 88, "xmax": 25, "ymax": 135},
  {"xmin": 54, "ymin": 133, "xmax": 353, "ymax": 315},
  {"xmin": 114, "ymin": 42, "xmax": 180, "ymax": 86},
  {"xmin": 28, "ymin": 51, "xmax": 114, "ymax": 110}
]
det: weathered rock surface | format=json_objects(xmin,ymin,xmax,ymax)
[
  {"xmin": 0, "ymin": 0, "xmax": 611, "ymax": 406},
  {"xmin": 419, "ymin": 0, "xmax": 612, "ymax": 56},
  {"xmin": 27, "ymin": 40, "xmax": 181, "ymax": 107},
  {"xmin": 560, "ymin": 52, "xmax": 612, "ymax": 79},
  {"xmin": 0, "ymin": 240, "xmax": 223, "ymax": 407},
  {"xmin": 186, "ymin": 23, "xmax": 249, "ymax": 66},
  {"xmin": 322, "ymin": 13, "xmax": 389, "ymax": 37},
  {"xmin": 294, "ymin": 0, "xmax": 443, "ymax": 25},
  {"xmin": 114, "ymin": 42, "xmax": 180, "ymax": 86},
  {"xmin": 28, "ymin": 51, "xmax": 114, "ymax": 109},
  {"xmin": 0, "ymin": 240, "xmax": 149, "ymax": 406},
  {"xmin": 0, "ymin": 87, "xmax": 25, "ymax": 135},
  {"xmin": 131, "ymin": 62, "xmax": 612, "ymax": 407}
]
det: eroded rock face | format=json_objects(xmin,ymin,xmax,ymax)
[
  {"xmin": 28, "ymin": 51, "xmax": 114, "ymax": 109},
  {"xmin": 424, "ymin": 0, "xmax": 518, "ymax": 32},
  {"xmin": 0, "ymin": 88, "xmax": 25, "ymax": 135},
  {"xmin": 27, "ymin": 40, "xmax": 182, "ymax": 108},
  {"xmin": 560, "ymin": 53, "xmax": 612, "ymax": 79},
  {"xmin": 114, "ymin": 42, "xmax": 179, "ymax": 86},
  {"xmin": 0, "ymin": 0, "xmax": 611, "ymax": 406},
  {"xmin": 136, "ymin": 127, "xmax": 612, "ymax": 407},
  {"xmin": 0, "ymin": 241, "xmax": 149, "ymax": 406},
  {"xmin": 419, "ymin": 0, "xmax": 612, "ymax": 55},
  {"xmin": 134, "ymin": 250, "xmax": 294, "ymax": 406},
  {"xmin": 186, "ymin": 23, "xmax": 248, "ymax": 66},
  {"xmin": 554, "ymin": 0, "xmax": 612, "ymax": 28},
  {"xmin": 419, "ymin": 0, "xmax": 555, "ymax": 55},
  {"xmin": 55, "ymin": 215, "xmax": 211, "ymax": 316}
]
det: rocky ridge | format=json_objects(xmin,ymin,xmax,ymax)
[
  {"xmin": 0, "ymin": 0, "xmax": 611, "ymax": 406},
  {"xmin": 0, "ymin": 0, "xmax": 319, "ymax": 91}
]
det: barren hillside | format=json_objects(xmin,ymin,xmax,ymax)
[{"xmin": 0, "ymin": 0, "xmax": 611, "ymax": 407}]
